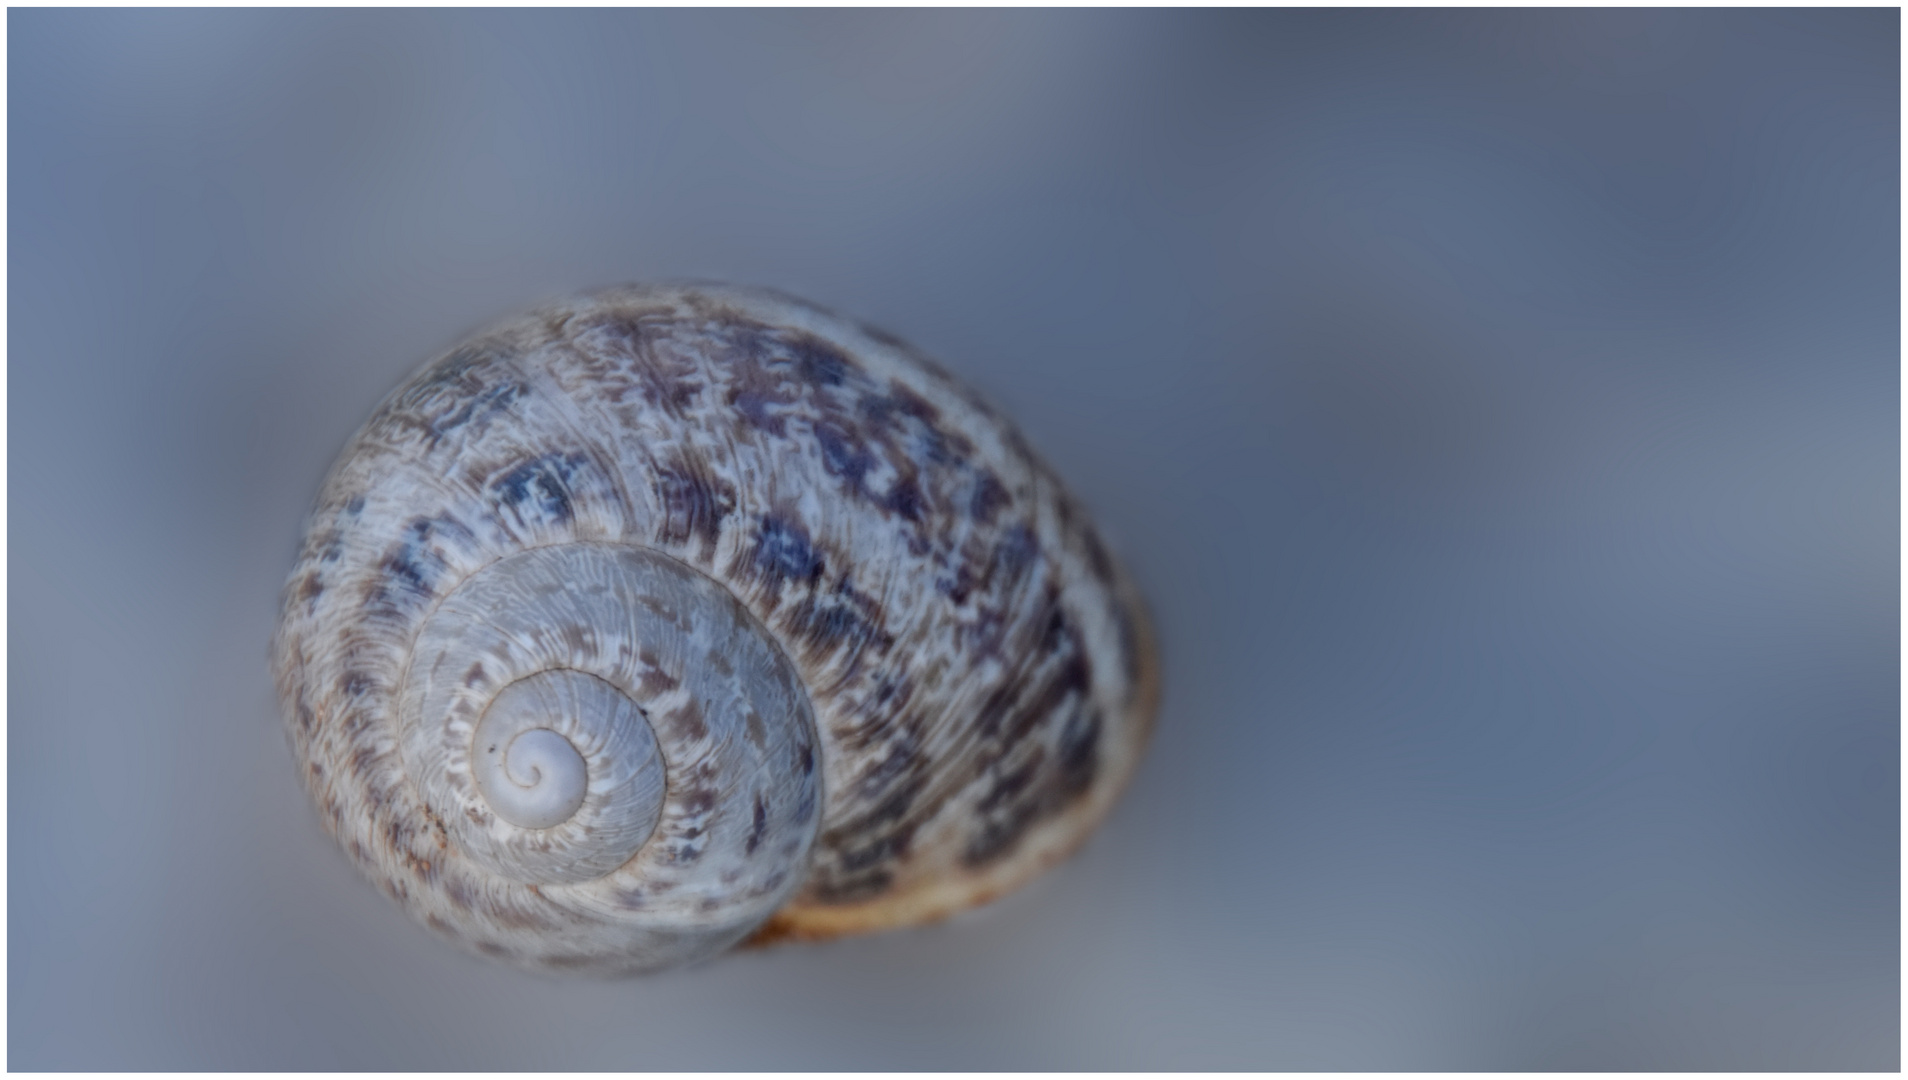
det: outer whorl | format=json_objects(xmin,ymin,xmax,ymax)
[{"xmin": 272, "ymin": 283, "xmax": 1159, "ymax": 973}]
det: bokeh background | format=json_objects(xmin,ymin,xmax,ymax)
[{"xmin": 10, "ymin": 8, "xmax": 1898, "ymax": 1070}]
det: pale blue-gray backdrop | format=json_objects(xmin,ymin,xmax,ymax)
[{"xmin": 10, "ymin": 9, "xmax": 1897, "ymax": 1069}]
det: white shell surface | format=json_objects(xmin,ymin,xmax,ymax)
[
  {"xmin": 272, "ymin": 283, "xmax": 1158, "ymax": 972},
  {"xmin": 473, "ymin": 717, "xmax": 592, "ymax": 831}
]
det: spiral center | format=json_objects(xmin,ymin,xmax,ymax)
[
  {"xmin": 402, "ymin": 545, "xmax": 814, "ymax": 895},
  {"xmin": 478, "ymin": 726, "xmax": 588, "ymax": 829},
  {"xmin": 466, "ymin": 670, "xmax": 666, "ymax": 851}
]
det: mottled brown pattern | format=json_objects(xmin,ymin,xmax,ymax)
[
  {"xmin": 271, "ymin": 283, "xmax": 1158, "ymax": 974},
  {"xmin": 654, "ymin": 451, "xmax": 735, "ymax": 559}
]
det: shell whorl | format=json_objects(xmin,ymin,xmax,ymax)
[
  {"xmin": 400, "ymin": 543, "xmax": 817, "ymax": 902},
  {"xmin": 273, "ymin": 283, "xmax": 1159, "ymax": 974}
]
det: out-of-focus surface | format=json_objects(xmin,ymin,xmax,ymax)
[{"xmin": 9, "ymin": 9, "xmax": 1896, "ymax": 1070}]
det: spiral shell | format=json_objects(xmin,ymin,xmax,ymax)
[{"xmin": 272, "ymin": 283, "xmax": 1158, "ymax": 973}]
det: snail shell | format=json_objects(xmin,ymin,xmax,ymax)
[{"xmin": 272, "ymin": 283, "xmax": 1159, "ymax": 974}]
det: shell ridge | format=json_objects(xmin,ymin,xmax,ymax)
[{"xmin": 496, "ymin": 333, "xmax": 655, "ymax": 542}]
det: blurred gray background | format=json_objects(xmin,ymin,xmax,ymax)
[{"xmin": 9, "ymin": 8, "xmax": 1897, "ymax": 1070}]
